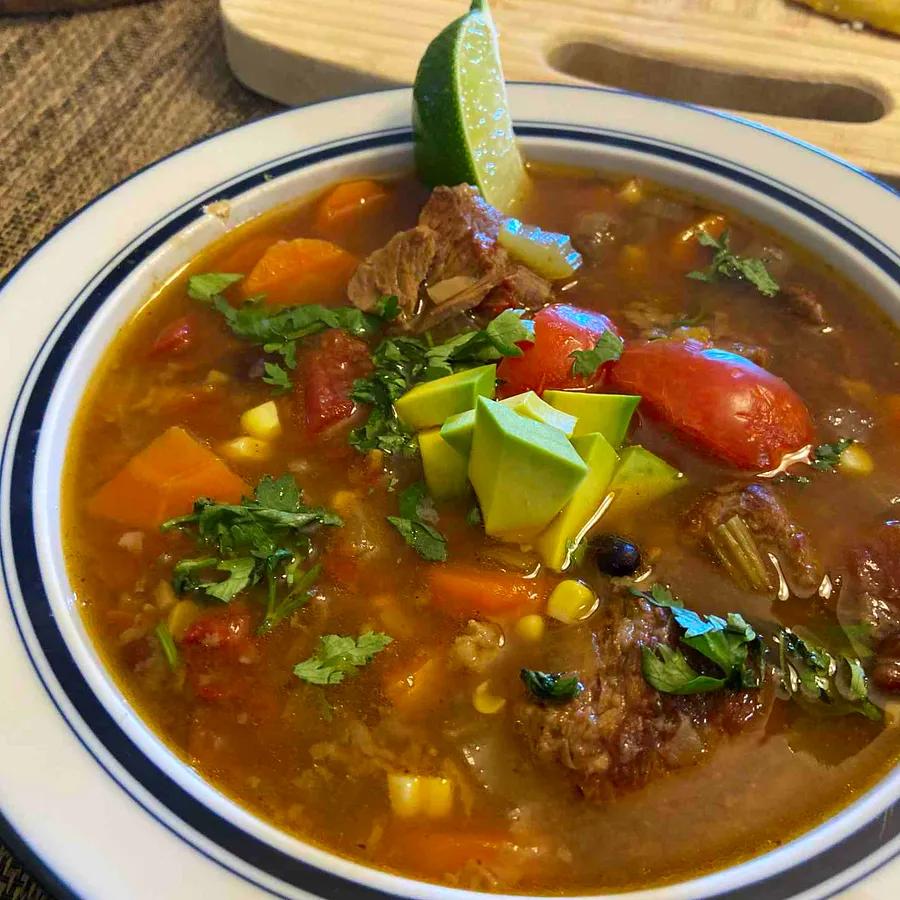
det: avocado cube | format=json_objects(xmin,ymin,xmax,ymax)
[
  {"xmin": 607, "ymin": 445, "xmax": 685, "ymax": 519},
  {"xmin": 441, "ymin": 390, "xmax": 576, "ymax": 456},
  {"xmin": 535, "ymin": 432, "xmax": 619, "ymax": 571},
  {"xmin": 469, "ymin": 397, "xmax": 588, "ymax": 541},
  {"xmin": 543, "ymin": 391, "xmax": 640, "ymax": 447},
  {"xmin": 395, "ymin": 364, "xmax": 496, "ymax": 431},
  {"xmin": 419, "ymin": 428, "xmax": 470, "ymax": 501}
]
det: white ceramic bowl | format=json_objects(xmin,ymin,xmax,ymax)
[{"xmin": 1, "ymin": 85, "xmax": 898, "ymax": 900}]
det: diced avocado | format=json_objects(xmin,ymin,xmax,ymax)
[
  {"xmin": 535, "ymin": 432, "xmax": 619, "ymax": 571},
  {"xmin": 395, "ymin": 364, "xmax": 496, "ymax": 431},
  {"xmin": 606, "ymin": 445, "xmax": 685, "ymax": 519},
  {"xmin": 544, "ymin": 391, "xmax": 640, "ymax": 447},
  {"xmin": 440, "ymin": 408, "xmax": 477, "ymax": 456},
  {"xmin": 419, "ymin": 428, "xmax": 470, "ymax": 501},
  {"xmin": 441, "ymin": 390, "xmax": 575, "ymax": 456},
  {"xmin": 469, "ymin": 397, "xmax": 588, "ymax": 540},
  {"xmin": 502, "ymin": 391, "xmax": 577, "ymax": 436}
]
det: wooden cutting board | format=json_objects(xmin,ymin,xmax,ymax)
[{"xmin": 220, "ymin": 0, "xmax": 900, "ymax": 181}]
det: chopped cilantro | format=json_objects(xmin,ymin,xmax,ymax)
[
  {"xmin": 349, "ymin": 310, "xmax": 532, "ymax": 455},
  {"xmin": 633, "ymin": 584, "xmax": 762, "ymax": 693},
  {"xmin": 520, "ymin": 669, "xmax": 584, "ymax": 702},
  {"xmin": 465, "ymin": 505, "xmax": 483, "ymax": 527},
  {"xmin": 154, "ymin": 622, "xmax": 179, "ymax": 670},
  {"xmin": 262, "ymin": 362, "xmax": 292, "ymax": 393},
  {"xmin": 687, "ymin": 230, "xmax": 780, "ymax": 298},
  {"xmin": 811, "ymin": 438, "xmax": 854, "ymax": 471},
  {"xmin": 187, "ymin": 272, "xmax": 243, "ymax": 301},
  {"xmin": 161, "ymin": 474, "xmax": 339, "ymax": 633},
  {"xmin": 293, "ymin": 632, "xmax": 393, "ymax": 685},
  {"xmin": 569, "ymin": 330, "xmax": 624, "ymax": 378},
  {"xmin": 374, "ymin": 294, "xmax": 400, "ymax": 320},
  {"xmin": 386, "ymin": 482, "xmax": 448, "ymax": 562},
  {"xmin": 775, "ymin": 628, "xmax": 880, "ymax": 721}
]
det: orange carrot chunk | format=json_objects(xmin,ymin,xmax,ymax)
[
  {"xmin": 386, "ymin": 828, "xmax": 510, "ymax": 878},
  {"xmin": 670, "ymin": 213, "xmax": 727, "ymax": 269},
  {"xmin": 88, "ymin": 426, "xmax": 249, "ymax": 529},
  {"xmin": 427, "ymin": 564, "xmax": 546, "ymax": 617},
  {"xmin": 242, "ymin": 238, "xmax": 358, "ymax": 306},
  {"xmin": 315, "ymin": 179, "xmax": 388, "ymax": 232}
]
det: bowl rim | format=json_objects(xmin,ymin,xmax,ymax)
[{"xmin": 1, "ymin": 83, "xmax": 899, "ymax": 900}]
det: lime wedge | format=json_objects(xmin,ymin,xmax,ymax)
[{"xmin": 413, "ymin": 0, "xmax": 529, "ymax": 212}]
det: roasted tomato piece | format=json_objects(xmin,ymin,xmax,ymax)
[
  {"xmin": 497, "ymin": 303, "xmax": 620, "ymax": 396},
  {"xmin": 609, "ymin": 339, "xmax": 814, "ymax": 469},
  {"xmin": 182, "ymin": 606, "xmax": 251, "ymax": 651},
  {"xmin": 297, "ymin": 329, "xmax": 373, "ymax": 436},
  {"xmin": 149, "ymin": 314, "xmax": 198, "ymax": 357}
]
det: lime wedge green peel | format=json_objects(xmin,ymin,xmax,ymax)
[{"xmin": 412, "ymin": 0, "xmax": 529, "ymax": 213}]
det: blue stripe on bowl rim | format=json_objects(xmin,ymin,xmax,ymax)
[{"xmin": 1, "ymin": 111, "xmax": 899, "ymax": 900}]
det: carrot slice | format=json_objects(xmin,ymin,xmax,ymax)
[
  {"xmin": 383, "ymin": 654, "xmax": 445, "ymax": 710},
  {"xmin": 427, "ymin": 564, "xmax": 546, "ymax": 617},
  {"xmin": 386, "ymin": 827, "xmax": 510, "ymax": 878},
  {"xmin": 315, "ymin": 179, "xmax": 388, "ymax": 232},
  {"xmin": 242, "ymin": 238, "xmax": 358, "ymax": 306},
  {"xmin": 88, "ymin": 426, "xmax": 249, "ymax": 529},
  {"xmin": 215, "ymin": 234, "xmax": 281, "ymax": 275}
]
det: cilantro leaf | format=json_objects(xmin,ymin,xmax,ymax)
[
  {"xmin": 187, "ymin": 272, "xmax": 243, "ymax": 301},
  {"xmin": 202, "ymin": 558, "xmax": 257, "ymax": 602},
  {"xmin": 520, "ymin": 669, "xmax": 584, "ymax": 702},
  {"xmin": 570, "ymin": 330, "xmax": 624, "ymax": 378},
  {"xmin": 374, "ymin": 294, "xmax": 400, "ymax": 320},
  {"xmin": 687, "ymin": 230, "xmax": 780, "ymax": 297},
  {"xmin": 254, "ymin": 473, "xmax": 302, "ymax": 512},
  {"xmin": 293, "ymin": 632, "xmax": 393, "ymax": 685},
  {"xmin": 386, "ymin": 482, "xmax": 448, "ymax": 561},
  {"xmin": 262, "ymin": 362, "xmax": 292, "ymax": 393},
  {"xmin": 348, "ymin": 311, "xmax": 530, "ymax": 455},
  {"xmin": 641, "ymin": 644, "xmax": 726, "ymax": 694},
  {"xmin": 776, "ymin": 628, "xmax": 881, "ymax": 720},
  {"xmin": 260, "ymin": 562, "xmax": 321, "ymax": 634},
  {"xmin": 811, "ymin": 438, "xmax": 854, "ymax": 471},
  {"xmin": 465, "ymin": 505, "xmax": 483, "ymax": 527}
]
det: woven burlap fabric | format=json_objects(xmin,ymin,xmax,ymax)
[
  {"xmin": 0, "ymin": 0, "xmax": 280, "ymax": 278},
  {"xmin": 0, "ymin": 0, "xmax": 280, "ymax": 894}
]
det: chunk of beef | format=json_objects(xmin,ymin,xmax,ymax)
[
  {"xmin": 571, "ymin": 210, "xmax": 620, "ymax": 262},
  {"xmin": 843, "ymin": 521, "xmax": 900, "ymax": 692},
  {"xmin": 483, "ymin": 267, "xmax": 553, "ymax": 314},
  {"xmin": 685, "ymin": 483, "xmax": 823, "ymax": 594},
  {"xmin": 783, "ymin": 284, "xmax": 827, "ymax": 327},
  {"xmin": 514, "ymin": 596, "xmax": 768, "ymax": 801},
  {"xmin": 347, "ymin": 225, "xmax": 436, "ymax": 316},
  {"xmin": 419, "ymin": 184, "xmax": 505, "ymax": 282}
]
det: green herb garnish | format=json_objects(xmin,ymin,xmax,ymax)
[
  {"xmin": 811, "ymin": 438, "xmax": 854, "ymax": 471},
  {"xmin": 154, "ymin": 622, "xmax": 180, "ymax": 670},
  {"xmin": 569, "ymin": 330, "xmax": 624, "ymax": 378},
  {"xmin": 293, "ymin": 632, "xmax": 393, "ymax": 685},
  {"xmin": 520, "ymin": 669, "xmax": 584, "ymax": 702},
  {"xmin": 161, "ymin": 474, "xmax": 338, "ymax": 633},
  {"xmin": 775, "ymin": 628, "xmax": 880, "ymax": 721},
  {"xmin": 687, "ymin": 230, "xmax": 780, "ymax": 297},
  {"xmin": 349, "ymin": 309, "xmax": 532, "ymax": 455},
  {"xmin": 386, "ymin": 482, "xmax": 448, "ymax": 561},
  {"xmin": 187, "ymin": 272, "xmax": 244, "ymax": 301},
  {"xmin": 633, "ymin": 584, "xmax": 762, "ymax": 694}
]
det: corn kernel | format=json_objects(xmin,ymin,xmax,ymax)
[
  {"xmin": 840, "ymin": 443, "xmax": 874, "ymax": 476},
  {"xmin": 220, "ymin": 436, "xmax": 271, "ymax": 462},
  {"xmin": 547, "ymin": 580, "xmax": 598, "ymax": 624},
  {"xmin": 167, "ymin": 599, "xmax": 200, "ymax": 641},
  {"xmin": 618, "ymin": 244, "xmax": 647, "ymax": 276},
  {"xmin": 240, "ymin": 400, "xmax": 282, "ymax": 440},
  {"xmin": 618, "ymin": 178, "xmax": 643, "ymax": 204},
  {"xmin": 387, "ymin": 774, "xmax": 453, "ymax": 818},
  {"xmin": 205, "ymin": 369, "xmax": 229, "ymax": 385},
  {"xmin": 154, "ymin": 579, "xmax": 177, "ymax": 611},
  {"xmin": 473, "ymin": 680, "xmax": 506, "ymax": 715},
  {"xmin": 330, "ymin": 490, "xmax": 357, "ymax": 516},
  {"xmin": 885, "ymin": 701, "xmax": 900, "ymax": 727},
  {"xmin": 515, "ymin": 614, "xmax": 545, "ymax": 642}
]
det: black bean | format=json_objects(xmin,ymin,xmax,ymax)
[{"xmin": 593, "ymin": 534, "xmax": 642, "ymax": 577}]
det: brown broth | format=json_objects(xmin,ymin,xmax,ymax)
[{"xmin": 63, "ymin": 165, "xmax": 900, "ymax": 893}]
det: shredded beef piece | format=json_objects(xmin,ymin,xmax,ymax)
[
  {"xmin": 843, "ymin": 521, "xmax": 900, "ymax": 692},
  {"xmin": 347, "ymin": 225, "xmax": 436, "ymax": 316},
  {"xmin": 419, "ymin": 184, "xmax": 506, "ymax": 282},
  {"xmin": 571, "ymin": 210, "xmax": 620, "ymax": 262},
  {"xmin": 484, "ymin": 266, "xmax": 553, "ymax": 312},
  {"xmin": 685, "ymin": 483, "xmax": 822, "ymax": 594},
  {"xmin": 514, "ymin": 596, "xmax": 768, "ymax": 801},
  {"xmin": 783, "ymin": 283, "xmax": 827, "ymax": 326},
  {"xmin": 451, "ymin": 619, "xmax": 504, "ymax": 673}
]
